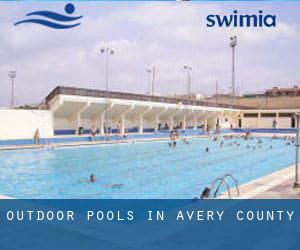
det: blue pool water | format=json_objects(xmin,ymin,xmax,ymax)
[{"xmin": 0, "ymin": 137, "xmax": 295, "ymax": 198}]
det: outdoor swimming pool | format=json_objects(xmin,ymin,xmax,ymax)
[{"xmin": 0, "ymin": 136, "xmax": 295, "ymax": 198}]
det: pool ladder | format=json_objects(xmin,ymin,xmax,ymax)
[{"xmin": 209, "ymin": 173, "xmax": 240, "ymax": 199}]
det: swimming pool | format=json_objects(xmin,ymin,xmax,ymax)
[{"xmin": 0, "ymin": 136, "xmax": 295, "ymax": 198}]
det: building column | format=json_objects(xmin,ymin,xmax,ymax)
[
  {"xmin": 121, "ymin": 113, "xmax": 125, "ymax": 135},
  {"xmin": 182, "ymin": 115, "xmax": 186, "ymax": 130},
  {"xmin": 257, "ymin": 112, "xmax": 261, "ymax": 128},
  {"xmin": 99, "ymin": 112, "xmax": 105, "ymax": 135},
  {"xmin": 276, "ymin": 112, "xmax": 279, "ymax": 129},
  {"xmin": 240, "ymin": 113, "xmax": 244, "ymax": 128},
  {"xmin": 169, "ymin": 116, "xmax": 174, "ymax": 130},
  {"xmin": 204, "ymin": 116, "xmax": 208, "ymax": 131},
  {"xmin": 138, "ymin": 114, "xmax": 144, "ymax": 134},
  {"xmin": 193, "ymin": 116, "xmax": 198, "ymax": 130},
  {"xmin": 76, "ymin": 113, "xmax": 82, "ymax": 134},
  {"xmin": 70, "ymin": 102, "xmax": 90, "ymax": 135},
  {"xmin": 155, "ymin": 115, "xmax": 160, "ymax": 131},
  {"xmin": 138, "ymin": 107, "xmax": 152, "ymax": 134},
  {"xmin": 154, "ymin": 107, "xmax": 168, "ymax": 132},
  {"xmin": 119, "ymin": 105, "xmax": 134, "ymax": 135}
]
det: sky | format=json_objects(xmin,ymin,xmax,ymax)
[{"xmin": 0, "ymin": 1, "xmax": 300, "ymax": 107}]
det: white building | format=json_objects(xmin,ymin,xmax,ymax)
[
  {"xmin": 47, "ymin": 87, "xmax": 239, "ymax": 136},
  {"xmin": 0, "ymin": 86, "xmax": 299, "ymax": 140}
]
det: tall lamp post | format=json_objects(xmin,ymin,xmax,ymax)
[
  {"xmin": 100, "ymin": 47, "xmax": 114, "ymax": 93},
  {"xmin": 294, "ymin": 113, "xmax": 300, "ymax": 188},
  {"xmin": 8, "ymin": 71, "xmax": 16, "ymax": 108},
  {"xmin": 183, "ymin": 65, "xmax": 192, "ymax": 130},
  {"xmin": 146, "ymin": 68, "xmax": 152, "ymax": 95},
  {"xmin": 183, "ymin": 65, "xmax": 192, "ymax": 101},
  {"xmin": 100, "ymin": 47, "xmax": 114, "ymax": 136},
  {"xmin": 146, "ymin": 67, "xmax": 156, "ymax": 96},
  {"xmin": 230, "ymin": 36, "xmax": 237, "ymax": 98}
]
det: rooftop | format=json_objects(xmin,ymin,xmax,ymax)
[{"xmin": 45, "ymin": 86, "xmax": 251, "ymax": 109}]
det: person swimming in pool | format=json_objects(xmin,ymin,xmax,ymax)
[
  {"xmin": 200, "ymin": 187, "xmax": 211, "ymax": 199},
  {"xmin": 205, "ymin": 147, "xmax": 209, "ymax": 153},
  {"xmin": 90, "ymin": 174, "xmax": 96, "ymax": 183},
  {"xmin": 168, "ymin": 141, "xmax": 177, "ymax": 148},
  {"xmin": 182, "ymin": 138, "xmax": 190, "ymax": 144},
  {"xmin": 105, "ymin": 184, "xmax": 124, "ymax": 189}
]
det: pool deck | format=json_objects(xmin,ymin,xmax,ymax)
[{"xmin": 219, "ymin": 165, "xmax": 300, "ymax": 199}]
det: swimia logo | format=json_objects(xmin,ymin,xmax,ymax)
[
  {"xmin": 14, "ymin": 3, "xmax": 83, "ymax": 29},
  {"xmin": 206, "ymin": 10, "xmax": 276, "ymax": 28}
]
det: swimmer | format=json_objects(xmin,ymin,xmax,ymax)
[
  {"xmin": 269, "ymin": 145, "xmax": 273, "ymax": 149},
  {"xmin": 106, "ymin": 184, "xmax": 124, "ymax": 189},
  {"xmin": 78, "ymin": 174, "xmax": 97, "ymax": 184},
  {"xmin": 90, "ymin": 174, "xmax": 96, "ymax": 183},
  {"xmin": 182, "ymin": 138, "xmax": 190, "ymax": 145},
  {"xmin": 173, "ymin": 141, "xmax": 177, "ymax": 149},
  {"xmin": 200, "ymin": 187, "xmax": 211, "ymax": 199},
  {"xmin": 246, "ymin": 144, "xmax": 250, "ymax": 149},
  {"xmin": 205, "ymin": 147, "xmax": 209, "ymax": 153}
]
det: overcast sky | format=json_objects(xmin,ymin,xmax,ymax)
[{"xmin": 0, "ymin": 2, "xmax": 300, "ymax": 106}]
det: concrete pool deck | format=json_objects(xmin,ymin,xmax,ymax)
[{"xmin": 219, "ymin": 165, "xmax": 300, "ymax": 199}]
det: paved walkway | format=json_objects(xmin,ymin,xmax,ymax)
[{"xmin": 220, "ymin": 165, "xmax": 300, "ymax": 199}]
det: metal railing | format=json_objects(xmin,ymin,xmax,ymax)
[
  {"xmin": 209, "ymin": 173, "xmax": 240, "ymax": 198},
  {"xmin": 45, "ymin": 86, "xmax": 251, "ymax": 109}
]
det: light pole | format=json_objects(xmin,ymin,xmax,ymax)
[
  {"xmin": 146, "ymin": 68, "xmax": 152, "ymax": 95},
  {"xmin": 183, "ymin": 65, "xmax": 192, "ymax": 102},
  {"xmin": 100, "ymin": 47, "xmax": 114, "ymax": 136},
  {"xmin": 100, "ymin": 47, "xmax": 114, "ymax": 93},
  {"xmin": 146, "ymin": 66, "xmax": 156, "ymax": 95},
  {"xmin": 230, "ymin": 36, "xmax": 237, "ymax": 98},
  {"xmin": 215, "ymin": 80, "xmax": 218, "ymax": 103},
  {"xmin": 183, "ymin": 65, "xmax": 192, "ymax": 130},
  {"xmin": 294, "ymin": 113, "xmax": 300, "ymax": 188},
  {"xmin": 8, "ymin": 71, "xmax": 16, "ymax": 108},
  {"xmin": 152, "ymin": 66, "xmax": 156, "ymax": 96}
]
